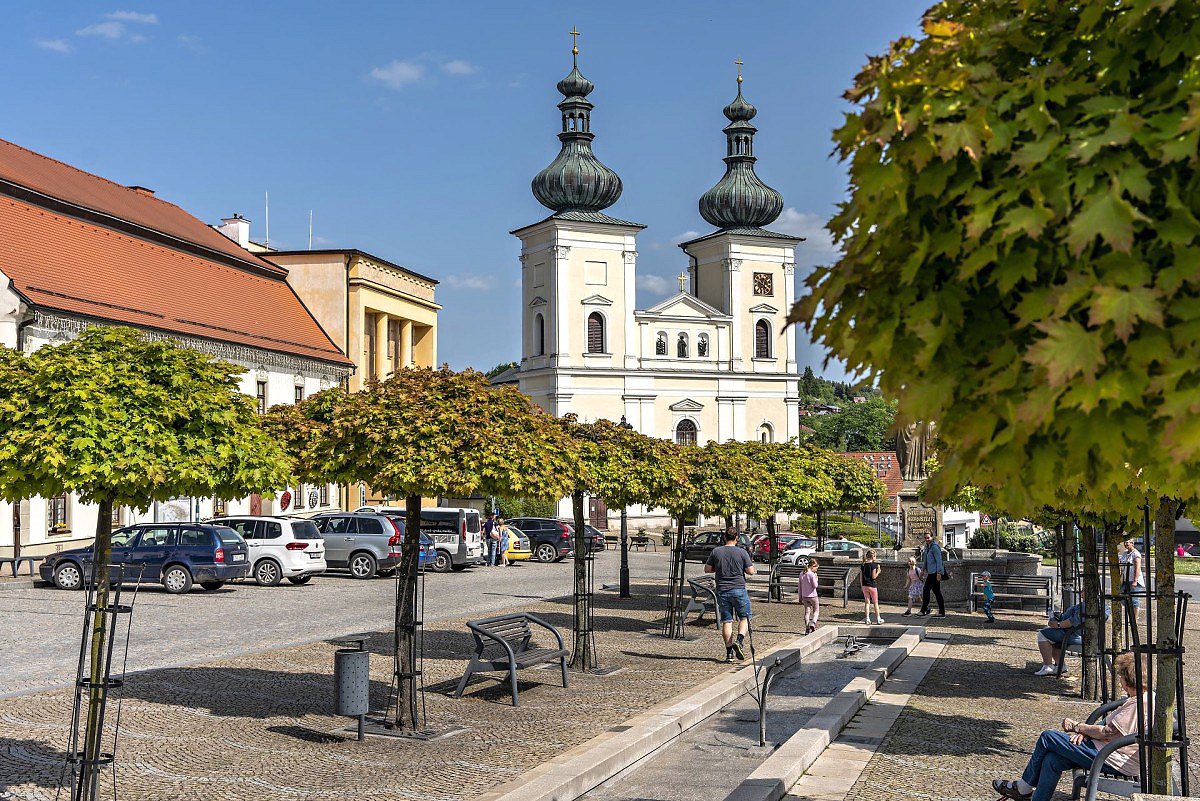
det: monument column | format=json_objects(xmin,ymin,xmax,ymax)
[{"xmin": 896, "ymin": 421, "xmax": 943, "ymax": 548}]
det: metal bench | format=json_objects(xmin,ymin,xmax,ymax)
[
  {"xmin": 813, "ymin": 565, "xmax": 858, "ymax": 608},
  {"xmin": 767, "ymin": 562, "xmax": 808, "ymax": 602},
  {"xmin": 969, "ymin": 572, "xmax": 1053, "ymax": 614},
  {"xmin": 1070, "ymin": 699, "xmax": 1183, "ymax": 801},
  {"xmin": 684, "ymin": 575, "xmax": 718, "ymax": 622},
  {"xmin": 453, "ymin": 613, "xmax": 568, "ymax": 706},
  {"xmin": 0, "ymin": 556, "xmax": 43, "ymax": 577},
  {"xmin": 631, "ymin": 534, "xmax": 656, "ymax": 551}
]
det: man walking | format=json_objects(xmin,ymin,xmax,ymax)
[
  {"xmin": 705, "ymin": 527, "xmax": 756, "ymax": 662},
  {"xmin": 919, "ymin": 531, "xmax": 946, "ymax": 617}
]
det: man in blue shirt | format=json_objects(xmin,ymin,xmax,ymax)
[
  {"xmin": 705, "ymin": 528, "xmax": 756, "ymax": 663},
  {"xmin": 918, "ymin": 532, "xmax": 947, "ymax": 616},
  {"xmin": 1034, "ymin": 601, "xmax": 1084, "ymax": 676}
]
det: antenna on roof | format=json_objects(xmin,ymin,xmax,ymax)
[
  {"xmin": 264, "ymin": 191, "xmax": 270, "ymax": 248},
  {"xmin": 308, "ymin": 209, "xmax": 313, "ymax": 250}
]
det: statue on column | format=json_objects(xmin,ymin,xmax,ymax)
[{"xmin": 896, "ymin": 421, "xmax": 935, "ymax": 482}]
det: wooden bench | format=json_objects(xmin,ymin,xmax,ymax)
[
  {"xmin": 453, "ymin": 613, "xmax": 568, "ymax": 706},
  {"xmin": 0, "ymin": 556, "xmax": 43, "ymax": 577},
  {"xmin": 816, "ymin": 566, "xmax": 858, "ymax": 608},
  {"xmin": 683, "ymin": 575, "xmax": 718, "ymax": 622},
  {"xmin": 969, "ymin": 572, "xmax": 1053, "ymax": 614},
  {"xmin": 768, "ymin": 562, "xmax": 808, "ymax": 602},
  {"xmin": 631, "ymin": 534, "xmax": 656, "ymax": 551}
]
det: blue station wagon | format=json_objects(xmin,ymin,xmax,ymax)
[{"xmin": 40, "ymin": 523, "xmax": 251, "ymax": 594}]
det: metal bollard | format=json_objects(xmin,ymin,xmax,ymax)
[
  {"xmin": 758, "ymin": 656, "xmax": 785, "ymax": 746},
  {"xmin": 334, "ymin": 639, "xmax": 369, "ymax": 740}
]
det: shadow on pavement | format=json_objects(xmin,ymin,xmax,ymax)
[{"xmin": 0, "ymin": 736, "xmax": 72, "ymax": 795}]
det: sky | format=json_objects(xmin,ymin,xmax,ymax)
[{"xmin": 2, "ymin": 1, "xmax": 930, "ymax": 380}]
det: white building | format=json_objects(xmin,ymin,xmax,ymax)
[
  {"xmin": 0, "ymin": 138, "xmax": 352, "ymax": 558},
  {"xmin": 505, "ymin": 48, "xmax": 802, "ymax": 528}
]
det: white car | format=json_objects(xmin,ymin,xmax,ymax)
[
  {"xmin": 822, "ymin": 538, "xmax": 869, "ymax": 558},
  {"xmin": 210, "ymin": 516, "xmax": 327, "ymax": 586},
  {"xmin": 779, "ymin": 536, "xmax": 818, "ymax": 565}
]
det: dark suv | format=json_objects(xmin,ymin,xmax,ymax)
[
  {"xmin": 39, "ymin": 523, "xmax": 250, "ymax": 593},
  {"xmin": 506, "ymin": 517, "xmax": 574, "ymax": 563}
]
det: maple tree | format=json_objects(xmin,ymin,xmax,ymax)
[
  {"xmin": 792, "ymin": 1, "xmax": 1197, "ymax": 787},
  {"xmin": 272, "ymin": 368, "xmax": 576, "ymax": 729},
  {"xmin": 0, "ymin": 326, "xmax": 290, "ymax": 797}
]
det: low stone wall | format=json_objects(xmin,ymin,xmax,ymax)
[{"xmin": 807, "ymin": 551, "xmax": 1042, "ymax": 605}]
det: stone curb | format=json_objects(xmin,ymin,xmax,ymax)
[
  {"xmin": 476, "ymin": 626, "xmax": 840, "ymax": 801},
  {"xmin": 722, "ymin": 625, "xmax": 927, "ymax": 801},
  {"xmin": 0, "ymin": 579, "xmax": 39, "ymax": 591}
]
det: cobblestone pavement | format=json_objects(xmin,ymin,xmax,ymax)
[{"xmin": 0, "ymin": 548, "xmax": 671, "ymax": 697}]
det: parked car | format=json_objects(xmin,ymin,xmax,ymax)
[
  {"xmin": 821, "ymin": 538, "xmax": 868, "ymax": 558},
  {"xmin": 558, "ymin": 520, "xmax": 607, "ymax": 553},
  {"xmin": 355, "ymin": 506, "xmax": 485, "ymax": 573},
  {"xmin": 40, "ymin": 522, "xmax": 250, "ymax": 594},
  {"xmin": 312, "ymin": 512, "xmax": 404, "ymax": 578},
  {"xmin": 683, "ymin": 530, "xmax": 753, "ymax": 563},
  {"xmin": 751, "ymin": 534, "xmax": 804, "ymax": 562},
  {"xmin": 502, "ymin": 525, "xmax": 532, "ymax": 562},
  {"xmin": 506, "ymin": 517, "xmax": 574, "ymax": 563},
  {"xmin": 211, "ymin": 516, "xmax": 327, "ymax": 586},
  {"xmin": 779, "ymin": 536, "xmax": 819, "ymax": 565}
]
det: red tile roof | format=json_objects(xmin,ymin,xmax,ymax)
[
  {"xmin": 0, "ymin": 194, "xmax": 349, "ymax": 364},
  {"xmin": 845, "ymin": 451, "xmax": 905, "ymax": 500},
  {"xmin": 0, "ymin": 138, "xmax": 286, "ymax": 274}
]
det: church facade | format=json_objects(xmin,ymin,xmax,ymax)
[{"xmin": 509, "ymin": 45, "xmax": 803, "ymax": 526}]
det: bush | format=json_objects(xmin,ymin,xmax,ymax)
[
  {"xmin": 970, "ymin": 521, "xmax": 1040, "ymax": 554},
  {"xmin": 491, "ymin": 496, "xmax": 556, "ymax": 519}
]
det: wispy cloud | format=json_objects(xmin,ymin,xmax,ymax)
[
  {"xmin": 106, "ymin": 10, "xmax": 157, "ymax": 24},
  {"xmin": 77, "ymin": 21, "xmax": 128, "ymax": 39},
  {"xmin": 648, "ymin": 230, "xmax": 701, "ymax": 251},
  {"xmin": 369, "ymin": 59, "xmax": 426, "ymax": 90},
  {"xmin": 444, "ymin": 274, "xmax": 495, "ymax": 291},
  {"xmin": 441, "ymin": 59, "xmax": 478, "ymax": 75},
  {"xmin": 35, "ymin": 38, "xmax": 72, "ymax": 53},
  {"xmin": 637, "ymin": 274, "xmax": 673, "ymax": 295},
  {"xmin": 177, "ymin": 34, "xmax": 205, "ymax": 52},
  {"xmin": 773, "ymin": 208, "xmax": 839, "ymax": 268}
]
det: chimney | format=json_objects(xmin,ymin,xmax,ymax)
[
  {"xmin": 127, "ymin": 185, "xmax": 155, "ymax": 196},
  {"xmin": 216, "ymin": 214, "xmax": 251, "ymax": 248}
]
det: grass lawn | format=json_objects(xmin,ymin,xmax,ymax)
[{"xmin": 1175, "ymin": 557, "xmax": 1200, "ymax": 576}]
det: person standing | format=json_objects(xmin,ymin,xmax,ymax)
[
  {"xmin": 704, "ymin": 527, "xmax": 756, "ymax": 662},
  {"xmin": 798, "ymin": 559, "xmax": 820, "ymax": 634},
  {"xmin": 1118, "ymin": 539, "xmax": 1145, "ymax": 609},
  {"xmin": 919, "ymin": 532, "xmax": 946, "ymax": 617},
  {"xmin": 483, "ymin": 512, "xmax": 499, "ymax": 567},
  {"xmin": 497, "ymin": 517, "xmax": 511, "ymax": 567},
  {"xmin": 978, "ymin": 571, "xmax": 996, "ymax": 623},
  {"xmin": 861, "ymin": 548, "xmax": 884, "ymax": 624},
  {"xmin": 902, "ymin": 556, "xmax": 923, "ymax": 616}
]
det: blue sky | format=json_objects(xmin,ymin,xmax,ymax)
[{"xmin": 4, "ymin": 1, "xmax": 929, "ymax": 379}]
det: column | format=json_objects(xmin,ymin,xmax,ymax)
[
  {"xmin": 783, "ymin": 261, "xmax": 797, "ymax": 372},
  {"xmin": 726, "ymin": 258, "xmax": 744, "ymax": 370},
  {"xmin": 374, "ymin": 313, "xmax": 388, "ymax": 380},
  {"xmin": 399, "ymin": 320, "xmax": 413, "ymax": 368}
]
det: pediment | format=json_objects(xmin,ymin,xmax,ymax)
[
  {"xmin": 748, "ymin": 303, "xmax": 779, "ymax": 314},
  {"xmin": 581, "ymin": 294, "xmax": 613, "ymax": 306},
  {"xmin": 528, "ymin": 296, "xmax": 547, "ymax": 307},
  {"xmin": 635, "ymin": 292, "xmax": 730, "ymax": 321},
  {"xmin": 669, "ymin": 398, "xmax": 705, "ymax": 412}
]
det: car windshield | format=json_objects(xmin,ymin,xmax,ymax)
[
  {"xmin": 212, "ymin": 526, "xmax": 243, "ymax": 545},
  {"xmin": 293, "ymin": 521, "xmax": 321, "ymax": 540}
]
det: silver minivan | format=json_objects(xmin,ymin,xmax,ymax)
[{"xmin": 355, "ymin": 506, "xmax": 484, "ymax": 573}]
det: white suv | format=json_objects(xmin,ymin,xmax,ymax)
[{"xmin": 210, "ymin": 516, "xmax": 327, "ymax": 586}]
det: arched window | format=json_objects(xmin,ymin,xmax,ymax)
[
  {"xmin": 534, "ymin": 313, "xmax": 545, "ymax": 356},
  {"xmin": 677, "ymin": 333, "xmax": 689, "ymax": 358},
  {"xmin": 655, "ymin": 332, "xmax": 667, "ymax": 356},
  {"xmin": 697, "ymin": 335, "xmax": 709, "ymax": 358},
  {"xmin": 675, "ymin": 419, "xmax": 697, "ymax": 446},
  {"xmin": 759, "ymin": 423, "xmax": 774, "ymax": 443},
  {"xmin": 587, "ymin": 312, "xmax": 605, "ymax": 354},
  {"xmin": 755, "ymin": 319, "xmax": 771, "ymax": 358}
]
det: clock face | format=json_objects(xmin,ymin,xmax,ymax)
[{"xmin": 753, "ymin": 272, "xmax": 774, "ymax": 296}]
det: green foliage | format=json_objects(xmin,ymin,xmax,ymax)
[
  {"xmin": 810, "ymin": 396, "xmax": 897, "ymax": 452},
  {"xmin": 558, "ymin": 417, "xmax": 690, "ymax": 509},
  {"xmin": 969, "ymin": 520, "xmax": 1041, "ymax": 554},
  {"xmin": 799, "ymin": 366, "xmax": 880, "ymax": 405},
  {"xmin": 485, "ymin": 361, "xmax": 518, "ymax": 380},
  {"xmin": 789, "ymin": 514, "xmax": 882, "ymax": 544},
  {"xmin": 493, "ymin": 496, "xmax": 556, "ymax": 519},
  {"xmin": 0, "ymin": 326, "xmax": 291, "ymax": 507},
  {"xmin": 792, "ymin": 0, "xmax": 1200, "ymax": 516},
  {"xmin": 820, "ymin": 451, "xmax": 889, "ymax": 512}
]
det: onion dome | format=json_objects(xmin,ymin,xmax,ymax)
[
  {"xmin": 699, "ymin": 66, "xmax": 784, "ymax": 230},
  {"xmin": 532, "ymin": 33, "xmax": 623, "ymax": 214}
]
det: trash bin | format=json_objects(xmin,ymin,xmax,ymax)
[{"xmin": 335, "ymin": 644, "xmax": 369, "ymax": 739}]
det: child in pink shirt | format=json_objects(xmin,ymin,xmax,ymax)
[{"xmin": 798, "ymin": 559, "xmax": 820, "ymax": 634}]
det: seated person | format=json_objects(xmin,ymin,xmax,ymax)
[
  {"xmin": 1033, "ymin": 601, "xmax": 1084, "ymax": 676},
  {"xmin": 993, "ymin": 651, "xmax": 1146, "ymax": 801}
]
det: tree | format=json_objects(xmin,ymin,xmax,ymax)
[
  {"xmin": 811, "ymin": 396, "xmax": 897, "ymax": 452},
  {"xmin": 558, "ymin": 417, "xmax": 689, "ymax": 667},
  {"xmin": 0, "ymin": 326, "xmax": 290, "ymax": 798},
  {"xmin": 485, "ymin": 361, "xmax": 519, "ymax": 381},
  {"xmin": 792, "ymin": 3, "xmax": 1199, "ymax": 787},
  {"xmin": 812, "ymin": 452, "xmax": 887, "ymax": 549},
  {"xmin": 272, "ymin": 368, "xmax": 576, "ymax": 730}
]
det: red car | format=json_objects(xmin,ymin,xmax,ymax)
[{"xmin": 751, "ymin": 534, "xmax": 803, "ymax": 562}]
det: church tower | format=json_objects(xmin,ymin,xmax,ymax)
[
  {"xmin": 681, "ymin": 63, "xmax": 799, "ymax": 376},
  {"xmin": 512, "ymin": 30, "xmax": 645, "ymax": 415}
]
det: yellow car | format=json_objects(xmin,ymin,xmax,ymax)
[{"xmin": 503, "ymin": 525, "xmax": 532, "ymax": 562}]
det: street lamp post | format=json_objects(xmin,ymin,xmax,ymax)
[{"xmin": 617, "ymin": 415, "xmax": 633, "ymax": 599}]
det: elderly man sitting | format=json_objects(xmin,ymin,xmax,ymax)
[{"xmin": 1032, "ymin": 601, "xmax": 1084, "ymax": 677}]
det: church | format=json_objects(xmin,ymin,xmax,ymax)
[{"xmin": 503, "ymin": 42, "xmax": 804, "ymax": 527}]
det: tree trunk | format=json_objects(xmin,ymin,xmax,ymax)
[
  {"xmin": 1080, "ymin": 524, "xmax": 1102, "ymax": 701},
  {"xmin": 815, "ymin": 509, "xmax": 825, "ymax": 551},
  {"xmin": 662, "ymin": 516, "xmax": 688, "ymax": 639},
  {"xmin": 766, "ymin": 516, "xmax": 779, "ymax": 602},
  {"xmin": 392, "ymin": 494, "xmax": 423, "ymax": 731},
  {"xmin": 78, "ymin": 497, "xmax": 114, "ymax": 801},
  {"xmin": 1149, "ymin": 497, "xmax": 1179, "ymax": 795},
  {"xmin": 570, "ymin": 490, "xmax": 595, "ymax": 670}
]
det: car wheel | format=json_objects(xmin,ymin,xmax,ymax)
[
  {"xmin": 200, "ymin": 581, "xmax": 225, "ymax": 591},
  {"xmin": 535, "ymin": 543, "xmax": 557, "ymax": 563},
  {"xmin": 54, "ymin": 562, "xmax": 84, "ymax": 591},
  {"xmin": 348, "ymin": 552, "xmax": 377, "ymax": 579},
  {"xmin": 431, "ymin": 550, "xmax": 453, "ymax": 573},
  {"xmin": 254, "ymin": 559, "xmax": 282, "ymax": 587},
  {"xmin": 161, "ymin": 565, "xmax": 193, "ymax": 594},
  {"xmin": 287, "ymin": 575, "xmax": 312, "ymax": 585}
]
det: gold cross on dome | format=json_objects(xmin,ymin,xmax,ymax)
[
  {"xmin": 735, "ymin": 57, "xmax": 744, "ymax": 84},
  {"xmin": 570, "ymin": 26, "xmax": 581, "ymax": 57},
  {"xmin": 678, "ymin": 271, "xmax": 689, "ymax": 292}
]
